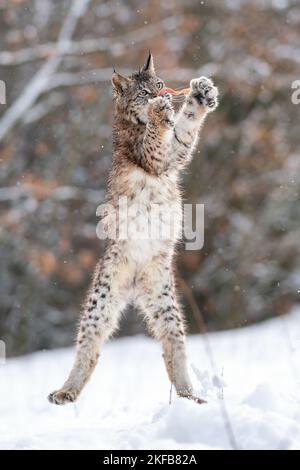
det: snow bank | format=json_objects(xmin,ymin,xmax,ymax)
[{"xmin": 1, "ymin": 309, "xmax": 300, "ymax": 450}]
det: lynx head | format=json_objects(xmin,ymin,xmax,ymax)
[{"xmin": 111, "ymin": 52, "xmax": 164, "ymax": 124}]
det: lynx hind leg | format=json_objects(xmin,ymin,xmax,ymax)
[
  {"xmin": 48, "ymin": 335, "xmax": 100, "ymax": 405},
  {"xmin": 135, "ymin": 264, "xmax": 196, "ymax": 399},
  {"xmin": 159, "ymin": 287, "xmax": 207, "ymax": 404},
  {"xmin": 48, "ymin": 247, "xmax": 131, "ymax": 405}
]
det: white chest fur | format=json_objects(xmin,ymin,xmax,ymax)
[{"xmin": 122, "ymin": 168, "xmax": 182, "ymax": 263}]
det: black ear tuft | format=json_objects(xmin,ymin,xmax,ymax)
[{"xmin": 143, "ymin": 51, "xmax": 155, "ymax": 74}]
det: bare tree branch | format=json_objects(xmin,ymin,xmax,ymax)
[
  {"xmin": 0, "ymin": 185, "xmax": 104, "ymax": 204},
  {"xmin": 22, "ymin": 93, "xmax": 66, "ymax": 124},
  {"xmin": 0, "ymin": 0, "xmax": 92, "ymax": 143},
  {"xmin": 0, "ymin": 16, "xmax": 182, "ymax": 66}
]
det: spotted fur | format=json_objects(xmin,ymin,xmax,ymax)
[{"xmin": 48, "ymin": 54, "xmax": 219, "ymax": 406}]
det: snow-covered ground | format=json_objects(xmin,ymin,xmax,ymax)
[{"xmin": 1, "ymin": 309, "xmax": 300, "ymax": 450}]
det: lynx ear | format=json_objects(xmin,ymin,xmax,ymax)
[
  {"xmin": 111, "ymin": 71, "xmax": 131, "ymax": 93},
  {"xmin": 143, "ymin": 52, "xmax": 155, "ymax": 74}
]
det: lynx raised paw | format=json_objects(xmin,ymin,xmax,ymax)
[
  {"xmin": 189, "ymin": 76, "xmax": 218, "ymax": 112},
  {"xmin": 48, "ymin": 388, "xmax": 78, "ymax": 405},
  {"xmin": 148, "ymin": 94, "xmax": 174, "ymax": 127}
]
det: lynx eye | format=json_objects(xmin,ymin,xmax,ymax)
[
  {"xmin": 156, "ymin": 81, "xmax": 164, "ymax": 90},
  {"xmin": 139, "ymin": 89, "xmax": 148, "ymax": 96}
]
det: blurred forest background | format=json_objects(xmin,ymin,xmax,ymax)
[{"xmin": 0, "ymin": 0, "xmax": 299, "ymax": 357}]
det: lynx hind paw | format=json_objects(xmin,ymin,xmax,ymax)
[
  {"xmin": 48, "ymin": 389, "xmax": 78, "ymax": 405},
  {"xmin": 148, "ymin": 95, "xmax": 174, "ymax": 127},
  {"xmin": 189, "ymin": 76, "xmax": 219, "ymax": 112},
  {"xmin": 187, "ymin": 395, "xmax": 207, "ymax": 405}
]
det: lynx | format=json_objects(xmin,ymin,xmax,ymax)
[{"xmin": 48, "ymin": 53, "xmax": 219, "ymax": 405}]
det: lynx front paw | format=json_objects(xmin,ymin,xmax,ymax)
[
  {"xmin": 148, "ymin": 94, "xmax": 174, "ymax": 128},
  {"xmin": 48, "ymin": 388, "xmax": 78, "ymax": 405},
  {"xmin": 189, "ymin": 76, "xmax": 218, "ymax": 112}
]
